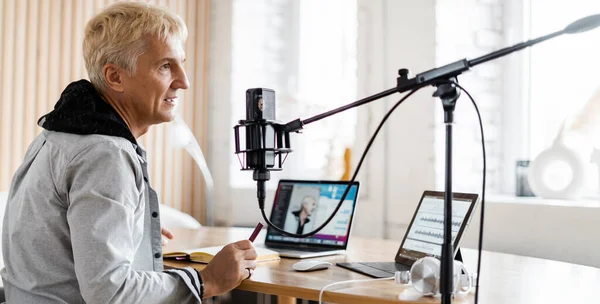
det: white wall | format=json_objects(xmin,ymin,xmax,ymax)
[{"xmin": 352, "ymin": 0, "xmax": 438, "ymax": 240}]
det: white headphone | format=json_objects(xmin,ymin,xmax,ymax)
[{"xmin": 396, "ymin": 256, "xmax": 473, "ymax": 296}]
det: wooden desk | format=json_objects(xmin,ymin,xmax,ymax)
[{"xmin": 164, "ymin": 227, "xmax": 600, "ymax": 303}]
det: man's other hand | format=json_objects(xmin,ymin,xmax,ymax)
[
  {"xmin": 161, "ymin": 227, "xmax": 174, "ymax": 246},
  {"xmin": 199, "ymin": 240, "xmax": 258, "ymax": 298}
]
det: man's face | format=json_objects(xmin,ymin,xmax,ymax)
[
  {"xmin": 302, "ymin": 198, "xmax": 317, "ymax": 216},
  {"xmin": 121, "ymin": 36, "xmax": 189, "ymax": 127}
]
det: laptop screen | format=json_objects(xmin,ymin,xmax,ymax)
[
  {"xmin": 395, "ymin": 191, "xmax": 479, "ymax": 265},
  {"xmin": 265, "ymin": 179, "xmax": 360, "ymax": 249}
]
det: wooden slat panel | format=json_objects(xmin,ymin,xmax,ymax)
[
  {"xmin": 81, "ymin": 0, "xmax": 94, "ymax": 79},
  {"xmin": 11, "ymin": 0, "xmax": 26, "ymax": 175},
  {"xmin": 1, "ymin": 0, "xmax": 16, "ymax": 188},
  {"xmin": 170, "ymin": 0, "xmax": 182, "ymax": 211},
  {"xmin": 35, "ymin": 0, "xmax": 51, "ymax": 135},
  {"xmin": 0, "ymin": 0, "xmax": 4, "ymax": 162},
  {"xmin": 46, "ymin": 1, "xmax": 61, "ymax": 119},
  {"xmin": 71, "ymin": 0, "xmax": 83, "ymax": 81},
  {"xmin": 188, "ymin": 1, "xmax": 204, "ymax": 219},
  {"xmin": 192, "ymin": 0, "xmax": 210, "ymax": 222},
  {"xmin": 95, "ymin": 0, "xmax": 105, "ymax": 14},
  {"xmin": 201, "ymin": 0, "xmax": 211, "ymax": 223},
  {"xmin": 178, "ymin": 0, "xmax": 197, "ymax": 215},
  {"xmin": 182, "ymin": 0, "xmax": 196, "ymax": 220},
  {"xmin": 0, "ymin": 0, "xmax": 3, "ymax": 91},
  {"xmin": 161, "ymin": 0, "xmax": 176, "ymax": 210},
  {"xmin": 23, "ymin": 0, "xmax": 39, "ymax": 148},
  {"xmin": 59, "ymin": 0, "xmax": 73, "ymax": 89},
  {"xmin": 0, "ymin": 1, "xmax": 4, "ymax": 116}
]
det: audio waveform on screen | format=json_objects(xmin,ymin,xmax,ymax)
[
  {"xmin": 415, "ymin": 230, "xmax": 444, "ymax": 239},
  {"xmin": 420, "ymin": 217, "xmax": 462, "ymax": 228},
  {"xmin": 414, "ymin": 230, "xmax": 457, "ymax": 241}
]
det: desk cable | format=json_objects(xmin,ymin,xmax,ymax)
[
  {"xmin": 319, "ymin": 276, "xmax": 395, "ymax": 304},
  {"xmin": 452, "ymin": 82, "xmax": 486, "ymax": 304}
]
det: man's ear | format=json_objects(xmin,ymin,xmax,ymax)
[{"xmin": 102, "ymin": 64, "xmax": 125, "ymax": 93}]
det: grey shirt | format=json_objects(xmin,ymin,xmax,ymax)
[{"xmin": 1, "ymin": 131, "xmax": 202, "ymax": 303}]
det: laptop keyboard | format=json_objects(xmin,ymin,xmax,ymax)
[
  {"xmin": 360, "ymin": 262, "xmax": 410, "ymax": 273},
  {"xmin": 336, "ymin": 262, "xmax": 410, "ymax": 278}
]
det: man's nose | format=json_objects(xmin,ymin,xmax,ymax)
[{"xmin": 173, "ymin": 67, "xmax": 190, "ymax": 90}]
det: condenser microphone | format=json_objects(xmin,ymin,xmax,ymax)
[
  {"xmin": 234, "ymin": 88, "xmax": 292, "ymax": 209},
  {"xmin": 245, "ymin": 88, "xmax": 277, "ymax": 171}
]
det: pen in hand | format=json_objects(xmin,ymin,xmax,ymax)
[{"xmin": 249, "ymin": 222, "xmax": 264, "ymax": 242}]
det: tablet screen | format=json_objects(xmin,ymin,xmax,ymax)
[{"xmin": 395, "ymin": 191, "xmax": 478, "ymax": 265}]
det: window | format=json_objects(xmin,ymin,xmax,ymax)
[
  {"xmin": 229, "ymin": 0, "xmax": 358, "ymax": 188},
  {"xmin": 521, "ymin": 0, "xmax": 600, "ymax": 197}
]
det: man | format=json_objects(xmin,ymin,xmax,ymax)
[
  {"xmin": 284, "ymin": 196, "xmax": 317, "ymax": 234},
  {"xmin": 1, "ymin": 2, "xmax": 256, "ymax": 303}
]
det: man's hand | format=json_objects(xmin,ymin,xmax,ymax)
[
  {"xmin": 199, "ymin": 240, "xmax": 258, "ymax": 298},
  {"xmin": 161, "ymin": 227, "xmax": 174, "ymax": 246}
]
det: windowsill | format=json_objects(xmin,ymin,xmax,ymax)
[{"xmin": 486, "ymin": 194, "xmax": 600, "ymax": 208}]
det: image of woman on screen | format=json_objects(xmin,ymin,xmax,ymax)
[{"xmin": 284, "ymin": 196, "xmax": 317, "ymax": 234}]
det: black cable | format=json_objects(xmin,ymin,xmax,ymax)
[
  {"xmin": 260, "ymin": 88, "xmax": 424, "ymax": 238},
  {"xmin": 259, "ymin": 80, "xmax": 486, "ymax": 304},
  {"xmin": 451, "ymin": 82, "xmax": 486, "ymax": 304}
]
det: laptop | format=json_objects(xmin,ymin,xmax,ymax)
[
  {"xmin": 262, "ymin": 179, "xmax": 360, "ymax": 259},
  {"xmin": 337, "ymin": 191, "xmax": 478, "ymax": 278}
]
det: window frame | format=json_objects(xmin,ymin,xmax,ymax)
[{"xmin": 500, "ymin": 0, "xmax": 532, "ymax": 195}]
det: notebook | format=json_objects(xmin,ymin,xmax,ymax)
[
  {"xmin": 261, "ymin": 179, "xmax": 360, "ymax": 259},
  {"xmin": 337, "ymin": 191, "xmax": 478, "ymax": 278},
  {"xmin": 164, "ymin": 245, "xmax": 280, "ymax": 263}
]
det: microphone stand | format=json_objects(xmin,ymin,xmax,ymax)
[
  {"xmin": 275, "ymin": 14, "xmax": 600, "ymax": 303},
  {"xmin": 434, "ymin": 81, "xmax": 460, "ymax": 302}
]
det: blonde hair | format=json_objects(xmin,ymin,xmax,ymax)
[{"xmin": 83, "ymin": 2, "xmax": 188, "ymax": 92}]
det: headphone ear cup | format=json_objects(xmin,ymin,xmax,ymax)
[
  {"xmin": 410, "ymin": 257, "xmax": 441, "ymax": 296},
  {"xmin": 410, "ymin": 257, "xmax": 472, "ymax": 296}
]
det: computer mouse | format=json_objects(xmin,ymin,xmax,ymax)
[{"xmin": 292, "ymin": 260, "xmax": 332, "ymax": 272}]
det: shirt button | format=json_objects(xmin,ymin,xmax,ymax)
[
  {"xmin": 154, "ymin": 252, "xmax": 161, "ymax": 259},
  {"xmin": 152, "ymin": 212, "xmax": 158, "ymax": 218}
]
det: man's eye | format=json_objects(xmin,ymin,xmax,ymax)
[{"xmin": 160, "ymin": 63, "xmax": 170, "ymax": 70}]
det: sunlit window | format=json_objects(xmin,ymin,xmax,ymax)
[{"xmin": 229, "ymin": 0, "xmax": 358, "ymax": 188}]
